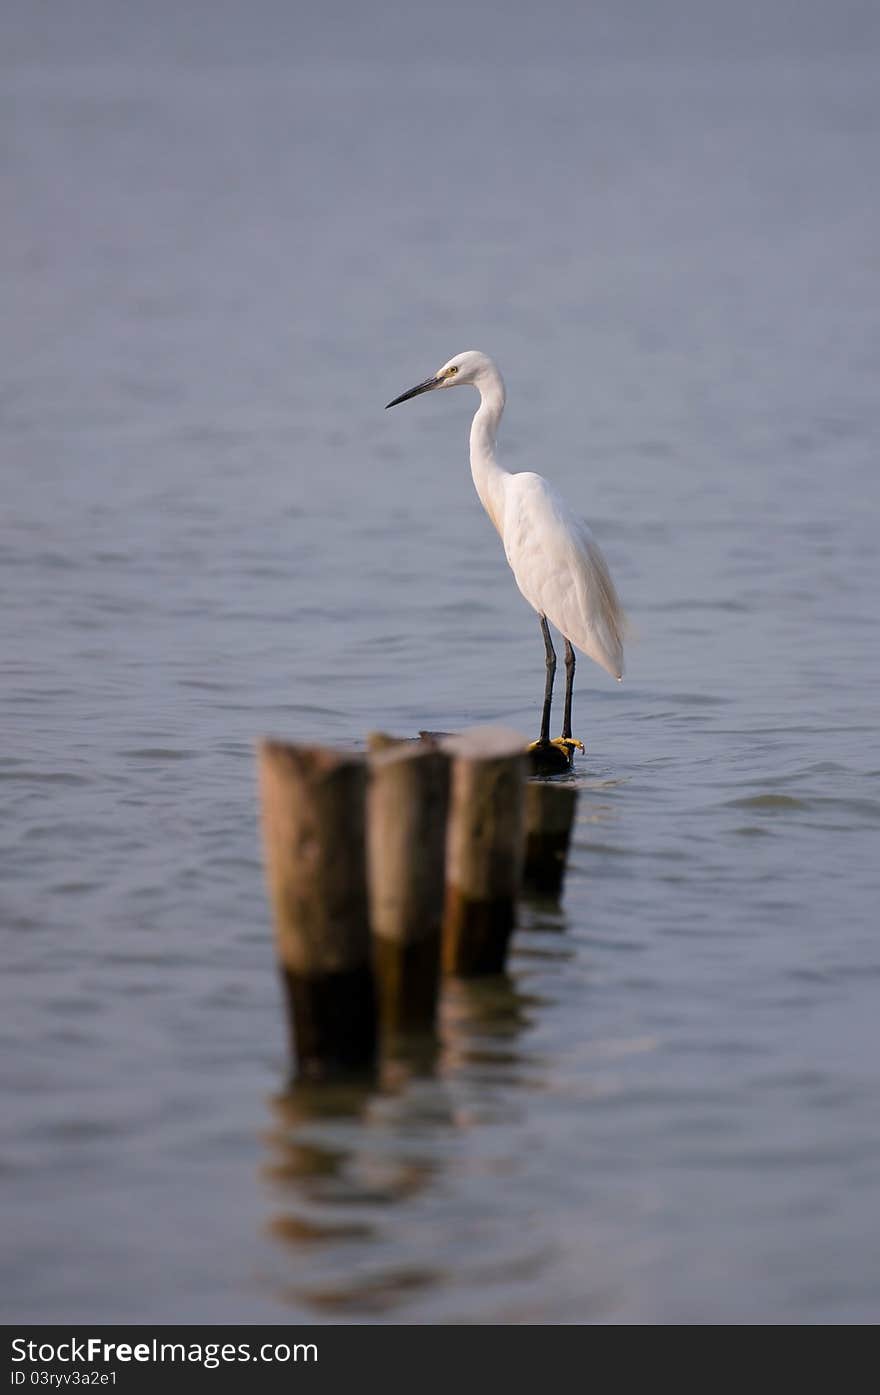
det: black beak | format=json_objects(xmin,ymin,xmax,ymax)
[{"xmin": 385, "ymin": 376, "xmax": 441, "ymax": 409}]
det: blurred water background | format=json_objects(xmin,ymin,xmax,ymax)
[{"xmin": 2, "ymin": 0, "xmax": 879, "ymax": 1323}]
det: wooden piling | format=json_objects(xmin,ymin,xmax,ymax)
[
  {"xmin": 367, "ymin": 741, "xmax": 451, "ymax": 1032},
  {"xmin": 258, "ymin": 740, "xmax": 376, "ymax": 1080},
  {"xmin": 523, "ymin": 781, "xmax": 578, "ymax": 896},
  {"xmin": 528, "ymin": 742, "xmax": 574, "ymax": 777},
  {"xmin": 441, "ymin": 726, "xmax": 527, "ymax": 976}
]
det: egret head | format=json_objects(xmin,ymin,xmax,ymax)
[{"xmin": 385, "ymin": 350, "xmax": 498, "ymax": 408}]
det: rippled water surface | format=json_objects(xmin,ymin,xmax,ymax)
[{"xmin": 3, "ymin": 8, "xmax": 880, "ymax": 1323}]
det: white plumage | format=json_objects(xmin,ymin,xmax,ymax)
[
  {"xmin": 500, "ymin": 470, "xmax": 623, "ymax": 680},
  {"xmin": 386, "ymin": 350, "xmax": 624, "ymax": 747}
]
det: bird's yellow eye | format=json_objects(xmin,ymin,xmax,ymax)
[{"xmin": 446, "ymin": 366, "xmax": 458, "ymax": 376}]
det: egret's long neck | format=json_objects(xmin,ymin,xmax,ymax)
[{"xmin": 469, "ymin": 367, "xmax": 508, "ymax": 536}]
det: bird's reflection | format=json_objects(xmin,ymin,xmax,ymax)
[{"xmin": 263, "ymin": 914, "xmax": 568, "ymax": 1315}]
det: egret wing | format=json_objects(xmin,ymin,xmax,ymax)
[{"xmin": 501, "ymin": 473, "xmax": 624, "ymax": 679}]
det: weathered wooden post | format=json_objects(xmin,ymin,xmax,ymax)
[
  {"xmin": 528, "ymin": 743, "xmax": 574, "ymax": 777},
  {"xmin": 442, "ymin": 726, "xmax": 527, "ymax": 976},
  {"xmin": 258, "ymin": 740, "xmax": 376, "ymax": 1080},
  {"xmin": 523, "ymin": 781, "xmax": 578, "ymax": 896},
  {"xmin": 366, "ymin": 739, "xmax": 451, "ymax": 1033}
]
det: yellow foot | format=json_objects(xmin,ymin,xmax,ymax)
[
  {"xmin": 552, "ymin": 736, "xmax": 584, "ymax": 754},
  {"xmin": 528, "ymin": 737, "xmax": 584, "ymax": 756}
]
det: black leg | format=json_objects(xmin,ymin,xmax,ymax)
[
  {"xmin": 539, "ymin": 615, "xmax": 556, "ymax": 744},
  {"xmin": 562, "ymin": 638, "xmax": 576, "ymax": 740}
]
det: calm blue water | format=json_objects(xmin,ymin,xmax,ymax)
[{"xmin": 2, "ymin": 4, "xmax": 880, "ymax": 1323}]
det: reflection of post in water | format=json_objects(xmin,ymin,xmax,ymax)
[
  {"xmin": 263, "ymin": 1081, "xmax": 374, "ymax": 1247},
  {"xmin": 379, "ymin": 1029, "xmax": 441, "ymax": 1093},
  {"xmin": 438, "ymin": 973, "xmax": 536, "ymax": 1083},
  {"xmin": 262, "ymin": 974, "xmax": 557, "ymax": 1314},
  {"xmin": 263, "ymin": 1084, "xmax": 371, "ymax": 1246},
  {"xmin": 263, "ymin": 1065, "xmax": 456, "ymax": 1316},
  {"xmin": 264, "ymin": 1065, "xmax": 448, "ymax": 1211},
  {"xmin": 262, "ymin": 1049, "xmax": 454, "ymax": 1277}
]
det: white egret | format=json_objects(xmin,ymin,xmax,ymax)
[{"xmin": 386, "ymin": 351, "xmax": 624, "ymax": 755}]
